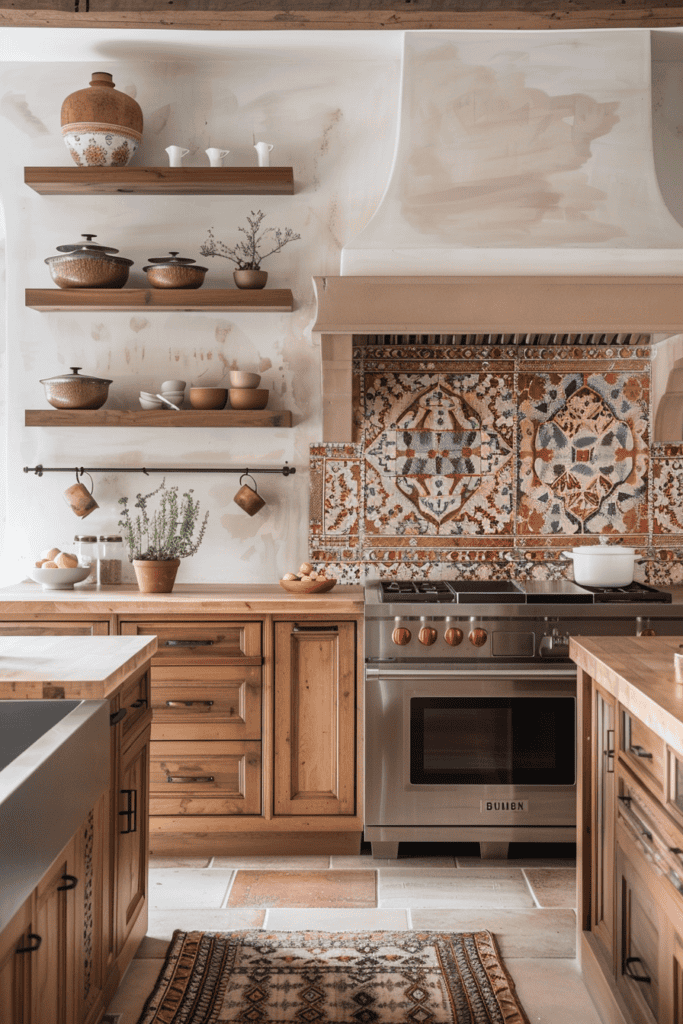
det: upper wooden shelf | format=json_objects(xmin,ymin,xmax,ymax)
[
  {"xmin": 26, "ymin": 288, "xmax": 294, "ymax": 312},
  {"xmin": 24, "ymin": 166, "xmax": 295, "ymax": 195},
  {"xmin": 25, "ymin": 409, "xmax": 293, "ymax": 428}
]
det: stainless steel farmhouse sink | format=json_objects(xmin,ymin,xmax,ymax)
[{"xmin": 0, "ymin": 699, "xmax": 109, "ymax": 931}]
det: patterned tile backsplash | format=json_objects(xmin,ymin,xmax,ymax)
[{"xmin": 309, "ymin": 341, "xmax": 683, "ymax": 584}]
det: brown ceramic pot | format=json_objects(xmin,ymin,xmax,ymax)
[
  {"xmin": 143, "ymin": 253, "xmax": 208, "ymax": 289},
  {"xmin": 228, "ymin": 388, "xmax": 269, "ymax": 410},
  {"xmin": 41, "ymin": 367, "xmax": 112, "ymax": 409},
  {"xmin": 189, "ymin": 387, "xmax": 227, "ymax": 410},
  {"xmin": 233, "ymin": 269, "xmax": 268, "ymax": 289},
  {"xmin": 133, "ymin": 558, "xmax": 180, "ymax": 593},
  {"xmin": 61, "ymin": 72, "xmax": 143, "ymax": 167}
]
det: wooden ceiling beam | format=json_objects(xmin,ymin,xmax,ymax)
[{"xmin": 2, "ymin": 3, "xmax": 683, "ymax": 31}]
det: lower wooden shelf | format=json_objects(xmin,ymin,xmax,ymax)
[
  {"xmin": 25, "ymin": 288, "xmax": 294, "ymax": 312},
  {"xmin": 25, "ymin": 409, "xmax": 293, "ymax": 427}
]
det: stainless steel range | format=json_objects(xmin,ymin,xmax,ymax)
[{"xmin": 364, "ymin": 578, "xmax": 683, "ymax": 859}]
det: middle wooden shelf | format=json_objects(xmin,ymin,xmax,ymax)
[
  {"xmin": 25, "ymin": 288, "xmax": 294, "ymax": 312},
  {"xmin": 25, "ymin": 409, "xmax": 293, "ymax": 427}
]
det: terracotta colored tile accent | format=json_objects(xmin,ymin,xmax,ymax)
[
  {"xmin": 653, "ymin": 459, "xmax": 683, "ymax": 533},
  {"xmin": 227, "ymin": 870, "xmax": 377, "ymax": 908}
]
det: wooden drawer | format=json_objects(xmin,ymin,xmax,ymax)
[
  {"xmin": 150, "ymin": 740, "xmax": 261, "ymax": 815},
  {"xmin": 120, "ymin": 620, "xmax": 261, "ymax": 665},
  {"xmin": 620, "ymin": 708, "xmax": 666, "ymax": 800},
  {"xmin": 0, "ymin": 620, "xmax": 108, "ymax": 636},
  {"xmin": 119, "ymin": 667, "xmax": 151, "ymax": 744},
  {"xmin": 150, "ymin": 665, "xmax": 261, "ymax": 741}
]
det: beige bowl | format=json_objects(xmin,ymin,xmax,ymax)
[
  {"xmin": 279, "ymin": 579, "xmax": 336, "ymax": 595},
  {"xmin": 229, "ymin": 388, "xmax": 269, "ymax": 410},
  {"xmin": 228, "ymin": 371, "xmax": 261, "ymax": 389},
  {"xmin": 189, "ymin": 387, "xmax": 227, "ymax": 410}
]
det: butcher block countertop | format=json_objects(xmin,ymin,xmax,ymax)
[
  {"xmin": 0, "ymin": 582, "xmax": 365, "ymax": 616},
  {"xmin": 0, "ymin": 635, "xmax": 157, "ymax": 698},
  {"xmin": 571, "ymin": 635, "xmax": 683, "ymax": 757}
]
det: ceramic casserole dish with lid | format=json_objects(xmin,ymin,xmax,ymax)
[
  {"xmin": 45, "ymin": 233, "xmax": 133, "ymax": 289},
  {"xmin": 143, "ymin": 252, "xmax": 208, "ymax": 289},
  {"xmin": 40, "ymin": 366, "xmax": 112, "ymax": 409},
  {"xmin": 562, "ymin": 540, "xmax": 643, "ymax": 587}
]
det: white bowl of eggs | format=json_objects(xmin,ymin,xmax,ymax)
[{"xmin": 28, "ymin": 547, "xmax": 91, "ymax": 590}]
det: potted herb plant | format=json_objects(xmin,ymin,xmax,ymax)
[
  {"xmin": 200, "ymin": 209, "xmax": 300, "ymax": 289},
  {"xmin": 118, "ymin": 480, "xmax": 209, "ymax": 593}
]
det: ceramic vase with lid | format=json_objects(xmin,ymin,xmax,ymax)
[{"xmin": 61, "ymin": 71, "xmax": 143, "ymax": 167}]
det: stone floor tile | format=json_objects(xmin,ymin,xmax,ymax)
[
  {"xmin": 211, "ymin": 855, "xmax": 330, "ymax": 870},
  {"xmin": 408, "ymin": 909, "xmax": 576, "ymax": 958},
  {"xmin": 523, "ymin": 868, "xmax": 578, "ymax": 908},
  {"xmin": 456, "ymin": 857, "xmax": 577, "ymax": 868},
  {"xmin": 148, "ymin": 868, "xmax": 234, "ymax": 910},
  {"xmin": 228, "ymin": 870, "xmax": 377, "ymax": 908},
  {"xmin": 331, "ymin": 855, "xmax": 456, "ymax": 869},
  {"xmin": 506, "ymin": 958, "xmax": 602, "ymax": 1023},
  {"xmin": 103, "ymin": 959, "xmax": 163, "ymax": 1024},
  {"xmin": 148, "ymin": 856, "xmax": 211, "ymax": 869},
  {"xmin": 379, "ymin": 868, "xmax": 535, "ymax": 909},
  {"xmin": 264, "ymin": 908, "xmax": 411, "ymax": 930},
  {"xmin": 136, "ymin": 908, "xmax": 266, "ymax": 954}
]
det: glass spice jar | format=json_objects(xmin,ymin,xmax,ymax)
[
  {"xmin": 98, "ymin": 535, "xmax": 123, "ymax": 586},
  {"xmin": 74, "ymin": 534, "xmax": 98, "ymax": 585}
]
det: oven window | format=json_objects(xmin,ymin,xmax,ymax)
[{"xmin": 410, "ymin": 697, "xmax": 575, "ymax": 785}]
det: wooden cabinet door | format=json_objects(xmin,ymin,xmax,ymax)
[
  {"xmin": 32, "ymin": 837, "xmax": 77, "ymax": 1024},
  {"xmin": 616, "ymin": 836, "xmax": 662, "ymax": 1023},
  {"xmin": 72, "ymin": 803, "xmax": 105, "ymax": 1024},
  {"xmin": 115, "ymin": 727, "xmax": 149, "ymax": 955},
  {"xmin": 592, "ymin": 684, "xmax": 616, "ymax": 967},
  {"xmin": 274, "ymin": 621, "xmax": 355, "ymax": 816},
  {"xmin": 0, "ymin": 898, "xmax": 33, "ymax": 1024},
  {"xmin": 0, "ymin": 621, "xmax": 108, "ymax": 637}
]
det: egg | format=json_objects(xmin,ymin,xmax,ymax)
[
  {"xmin": 34, "ymin": 559, "xmax": 47, "ymax": 568},
  {"xmin": 42, "ymin": 560, "xmax": 58, "ymax": 568},
  {"xmin": 55, "ymin": 552, "xmax": 78, "ymax": 569},
  {"xmin": 282, "ymin": 573, "xmax": 298, "ymax": 581},
  {"xmin": 41, "ymin": 547, "xmax": 61, "ymax": 560},
  {"xmin": 298, "ymin": 562, "xmax": 313, "ymax": 576}
]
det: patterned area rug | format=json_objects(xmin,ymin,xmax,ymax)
[{"xmin": 136, "ymin": 929, "xmax": 530, "ymax": 1023}]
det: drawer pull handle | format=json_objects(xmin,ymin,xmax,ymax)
[
  {"xmin": 618, "ymin": 796, "xmax": 653, "ymax": 841},
  {"xmin": 165, "ymin": 700, "xmax": 214, "ymax": 708},
  {"xmin": 17, "ymin": 934, "xmax": 42, "ymax": 954},
  {"xmin": 167, "ymin": 775, "xmax": 215, "ymax": 783},
  {"xmin": 624, "ymin": 957, "xmax": 651, "ymax": 983},
  {"xmin": 109, "ymin": 708, "xmax": 127, "ymax": 727},
  {"xmin": 119, "ymin": 788, "xmax": 137, "ymax": 834},
  {"xmin": 630, "ymin": 745, "xmax": 653, "ymax": 759},
  {"xmin": 292, "ymin": 624, "xmax": 338, "ymax": 633},
  {"xmin": 606, "ymin": 729, "xmax": 615, "ymax": 774},
  {"xmin": 165, "ymin": 639, "xmax": 215, "ymax": 647},
  {"xmin": 57, "ymin": 874, "xmax": 78, "ymax": 892},
  {"xmin": 130, "ymin": 698, "xmax": 148, "ymax": 709}
]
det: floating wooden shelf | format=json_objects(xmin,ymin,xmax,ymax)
[
  {"xmin": 24, "ymin": 166, "xmax": 295, "ymax": 195},
  {"xmin": 25, "ymin": 409, "xmax": 293, "ymax": 428},
  {"xmin": 25, "ymin": 288, "xmax": 294, "ymax": 312}
]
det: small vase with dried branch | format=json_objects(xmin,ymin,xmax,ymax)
[{"xmin": 200, "ymin": 210, "xmax": 300, "ymax": 289}]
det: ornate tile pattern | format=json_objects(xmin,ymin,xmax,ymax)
[{"xmin": 308, "ymin": 343, "xmax": 683, "ymax": 584}]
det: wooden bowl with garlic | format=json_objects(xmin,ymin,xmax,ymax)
[{"xmin": 279, "ymin": 562, "xmax": 337, "ymax": 594}]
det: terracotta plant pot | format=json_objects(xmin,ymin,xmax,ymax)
[
  {"xmin": 233, "ymin": 269, "xmax": 268, "ymax": 290},
  {"xmin": 133, "ymin": 558, "xmax": 180, "ymax": 593}
]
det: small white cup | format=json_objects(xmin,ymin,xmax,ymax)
[
  {"xmin": 165, "ymin": 146, "xmax": 190, "ymax": 167},
  {"xmin": 254, "ymin": 142, "xmax": 274, "ymax": 167},
  {"xmin": 205, "ymin": 148, "xmax": 229, "ymax": 167}
]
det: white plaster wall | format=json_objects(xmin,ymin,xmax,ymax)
[{"xmin": 0, "ymin": 48, "xmax": 399, "ymax": 583}]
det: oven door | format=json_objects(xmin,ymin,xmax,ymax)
[{"xmin": 365, "ymin": 666, "xmax": 577, "ymax": 829}]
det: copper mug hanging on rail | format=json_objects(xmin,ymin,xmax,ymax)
[
  {"xmin": 233, "ymin": 472, "xmax": 265, "ymax": 516},
  {"xmin": 63, "ymin": 470, "xmax": 98, "ymax": 518}
]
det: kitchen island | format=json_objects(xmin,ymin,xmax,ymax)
[
  {"xmin": 0, "ymin": 583, "xmax": 365, "ymax": 857},
  {"xmin": 0, "ymin": 635, "xmax": 156, "ymax": 1024},
  {"xmin": 571, "ymin": 635, "xmax": 683, "ymax": 1024}
]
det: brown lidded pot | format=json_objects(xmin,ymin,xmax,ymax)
[
  {"xmin": 143, "ymin": 252, "xmax": 208, "ymax": 289},
  {"xmin": 45, "ymin": 234, "xmax": 133, "ymax": 289},
  {"xmin": 40, "ymin": 366, "xmax": 112, "ymax": 409}
]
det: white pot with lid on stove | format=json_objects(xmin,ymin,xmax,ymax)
[{"xmin": 562, "ymin": 539, "xmax": 643, "ymax": 587}]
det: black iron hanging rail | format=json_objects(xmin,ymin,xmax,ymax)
[{"xmin": 23, "ymin": 463, "xmax": 296, "ymax": 477}]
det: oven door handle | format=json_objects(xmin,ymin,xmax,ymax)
[{"xmin": 365, "ymin": 666, "xmax": 577, "ymax": 679}]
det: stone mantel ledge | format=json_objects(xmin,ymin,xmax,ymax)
[
  {"xmin": 571, "ymin": 635, "xmax": 683, "ymax": 758},
  {"xmin": 0, "ymin": 582, "xmax": 365, "ymax": 616}
]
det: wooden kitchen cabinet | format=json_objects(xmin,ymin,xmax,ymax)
[
  {"xmin": 592, "ymin": 684, "xmax": 617, "ymax": 969},
  {"xmin": 0, "ymin": 621, "xmax": 108, "ymax": 637},
  {"xmin": 115, "ymin": 726, "xmax": 149, "ymax": 957},
  {"xmin": 0, "ymin": 898, "xmax": 32, "ymax": 1024},
  {"xmin": 273, "ymin": 621, "xmax": 356, "ymax": 816},
  {"xmin": 32, "ymin": 836, "xmax": 78, "ymax": 1024}
]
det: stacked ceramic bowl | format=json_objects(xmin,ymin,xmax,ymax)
[
  {"xmin": 228, "ymin": 372, "xmax": 268, "ymax": 410},
  {"xmin": 139, "ymin": 379, "xmax": 186, "ymax": 410}
]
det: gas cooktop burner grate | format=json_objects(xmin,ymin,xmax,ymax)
[
  {"xmin": 576, "ymin": 581, "xmax": 672, "ymax": 603},
  {"xmin": 378, "ymin": 579, "xmax": 672, "ymax": 604}
]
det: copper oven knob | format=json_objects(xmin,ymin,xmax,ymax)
[
  {"xmin": 444, "ymin": 627, "xmax": 464, "ymax": 647},
  {"xmin": 392, "ymin": 627, "xmax": 412, "ymax": 646},
  {"xmin": 639, "ymin": 628, "xmax": 657, "ymax": 637},
  {"xmin": 469, "ymin": 627, "xmax": 488, "ymax": 648},
  {"xmin": 418, "ymin": 626, "xmax": 438, "ymax": 646}
]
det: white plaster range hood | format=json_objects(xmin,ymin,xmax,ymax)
[{"xmin": 341, "ymin": 29, "xmax": 683, "ymax": 277}]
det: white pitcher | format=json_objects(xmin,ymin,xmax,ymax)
[
  {"xmin": 205, "ymin": 148, "xmax": 229, "ymax": 167},
  {"xmin": 254, "ymin": 142, "xmax": 274, "ymax": 167},
  {"xmin": 165, "ymin": 146, "xmax": 190, "ymax": 167}
]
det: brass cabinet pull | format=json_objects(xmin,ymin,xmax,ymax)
[
  {"xmin": 630, "ymin": 745, "xmax": 653, "ymax": 759},
  {"xmin": 165, "ymin": 700, "xmax": 214, "ymax": 708},
  {"xmin": 167, "ymin": 775, "xmax": 215, "ymax": 783},
  {"xmin": 624, "ymin": 957, "xmax": 651, "ymax": 983},
  {"xmin": 57, "ymin": 874, "xmax": 78, "ymax": 892},
  {"xmin": 17, "ymin": 934, "xmax": 41, "ymax": 954}
]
